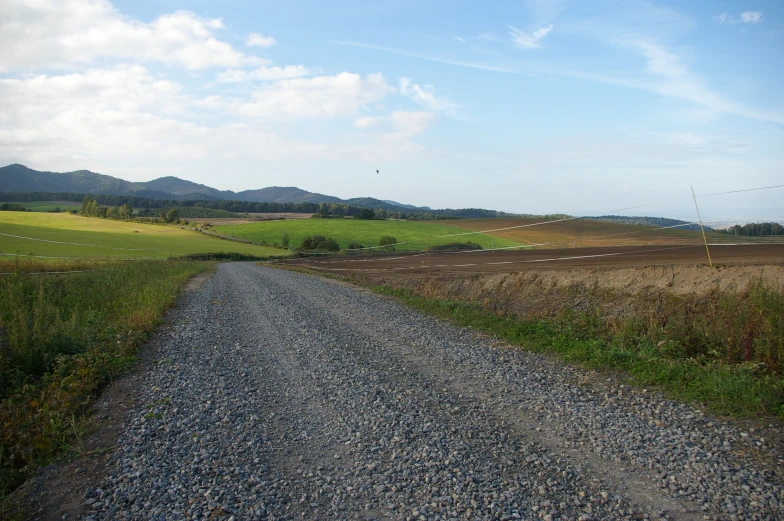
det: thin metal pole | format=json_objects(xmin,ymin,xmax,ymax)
[{"xmin": 691, "ymin": 186, "xmax": 713, "ymax": 268}]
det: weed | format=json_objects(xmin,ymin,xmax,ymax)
[
  {"xmin": 372, "ymin": 284, "xmax": 784, "ymax": 418},
  {"xmin": 0, "ymin": 258, "xmax": 212, "ymax": 499}
]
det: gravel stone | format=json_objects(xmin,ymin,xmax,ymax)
[{"xmin": 87, "ymin": 263, "xmax": 783, "ymax": 520}]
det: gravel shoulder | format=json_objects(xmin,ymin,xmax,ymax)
[{"xmin": 23, "ymin": 262, "xmax": 784, "ymax": 520}]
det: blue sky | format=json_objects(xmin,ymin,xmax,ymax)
[{"xmin": 0, "ymin": 0, "xmax": 782, "ymax": 222}]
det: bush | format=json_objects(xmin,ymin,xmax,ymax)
[
  {"xmin": 430, "ymin": 242, "xmax": 483, "ymax": 252},
  {"xmin": 379, "ymin": 235, "xmax": 397, "ymax": 250},
  {"xmin": 347, "ymin": 242, "xmax": 365, "ymax": 250},
  {"xmin": 0, "ymin": 203, "xmax": 26, "ymax": 212},
  {"xmin": 299, "ymin": 235, "xmax": 340, "ymax": 252},
  {"xmin": 357, "ymin": 208, "xmax": 376, "ymax": 220}
]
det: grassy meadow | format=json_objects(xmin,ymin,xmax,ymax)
[
  {"xmin": 15, "ymin": 201, "xmax": 82, "ymax": 212},
  {"xmin": 216, "ymin": 218, "xmax": 522, "ymax": 251},
  {"xmin": 0, "ymin": 212, "xmax": 286, "ymax": 259}
]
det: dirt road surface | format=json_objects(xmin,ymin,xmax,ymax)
[{"xmin": 25, "ymin": 263, "xmax": 783, "ymax": 520}]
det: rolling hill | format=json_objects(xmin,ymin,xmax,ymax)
[{"xmin": 0, "ymin": 164, "xmax": 370, "ymax": 206}]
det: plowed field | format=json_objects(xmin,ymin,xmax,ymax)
[{"xmin": 288, "ymin": 244, "xmax": 784, "ymax": 278}]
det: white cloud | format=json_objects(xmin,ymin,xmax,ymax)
[
  {"xmin": 353, "ymin": 116, "xmax": 382, "ymax": 129},
  {"xmin": 0, "ymin": 0, "xmax": 264, "ymax": 71},
  {"xmin": 715, "ymin": 11, "xmax": 763, "ymax": 24},
  {"xmin": 508, "ymin": 24, "xmax": 553, "ymax": 49},
  {"xmin": 217, "ymin": 65, "xmax": 310, "ymax": 83},
  {"xmin": 353, "ymin": 111, "xmax": 434, "ymax": 137},
  {"xmin": 209, "ymin": 72, "xmax": 393, "ymax": 119},
  {"xmin": 246, "ymin": 32, "xmax": 277, "ymax": 47},
  {"xmin": 388, "ymin": 111, "xmax": 435, "ymax": 137},
  {"xmin": 399, "ymin": 78, "xmax": 457, "ymax": 113},
  {"xmin": 741, "ymin": 11, "xmax": 763, "ymax": 23},
  {"xmin": 0, "ymin": 67, "xmax": 430, "ymax": 169}
]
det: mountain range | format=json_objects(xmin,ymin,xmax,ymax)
[{"xmin": 0, "ymin": 164, "xmax": 430, "ymax": 212}]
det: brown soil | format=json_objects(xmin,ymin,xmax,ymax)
[
  {"xmin": 284, "ymin": 244, "xmax": 784, "ymax": 345},
  {"xmin": 291, "ymin": 244, "xmax": 784, "ymax": 279}
]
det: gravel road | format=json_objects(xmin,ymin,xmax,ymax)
[{"xmin": 85, "ymin": 262, "xmax": 783, "ymax": 520}]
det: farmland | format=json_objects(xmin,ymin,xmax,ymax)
[
  {"xmin": 0, "ymin": 212, "xmax": 286, "ymax": 259},
  {"xmin": 216, "ymin": 218, "xmax": 522, "ymax": 251},
  {"xmin": 436, "ymin": 217, "xmax": 752, "ymax": 248},
  {"xmin": 216, "ymin": 215, "xmax": 778, "ymax": 254}
]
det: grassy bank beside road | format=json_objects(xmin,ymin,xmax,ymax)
[
  {"xmin": 0, "ymin": 258, "xmax": 212, "ymax": 499},
  {"xmin": 366, "ymin": 282, "xmax": 784, "ymax": 419}
]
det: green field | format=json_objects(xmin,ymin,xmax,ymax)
[
  {"xmin": 217, "ymin": 218, "xmax": 522, "ymax": 251},
  {"xmin": 0, "ymin": 212, "xmax": 286, "ymax": 259},
  {"xmin": 9, "ymin": 201, "xmax": 82, "ymax": 212}
]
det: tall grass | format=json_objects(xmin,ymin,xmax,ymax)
[
  {"xmin": 371, "ymin": 279, "xmax": 784, "ymax": 418},
  {"xmin": 0, "ymin": 259, "xmax": 211, "ymax": 497}
]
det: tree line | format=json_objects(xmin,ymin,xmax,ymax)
[
  {"xmin": 717, "ymin": 222, "xmax": 784, "ymax": 236},
  {"xmin": 0, "ymin": 191, "xmax": 520, "ymax": 220}
]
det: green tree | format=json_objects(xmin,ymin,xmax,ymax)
[
  {"xmin": 80, "ymin": 196, "xmax": 91, "ymax": 215},
  {"xmin": 165, "ymin": 208, "xmax": 179, "ymax": 223},
  {"xmin": 119, "ymin": 203, "xmax": 134, "ymax": 220},
  {"xmin": 281, "ymin": 231, "xmax": 290, "ymax": 248},
  {"xmin": 357, "ymin": 208, "xmax": 375, "ymax": 220}
]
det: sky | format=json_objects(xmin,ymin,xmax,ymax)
[{"xmin": 0, "ymin": 0, "xmax": 782, "ymax": 223}]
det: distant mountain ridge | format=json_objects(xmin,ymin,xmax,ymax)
[{"xmin": 0, "ymin": 164, "xmax": 415, "ymax": 210}]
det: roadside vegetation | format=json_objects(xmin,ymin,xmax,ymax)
[
  {"xmin": 0, "ymin": 258, "xmax": 213, "ymax": 499},
  {"xmin": 368, "ymin": 281, "xmax": 784, "ymax": 418}
]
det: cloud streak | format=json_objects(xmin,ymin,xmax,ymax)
[
  {"xmin": 715, "ymin": 11, "xmax": 764, "ymax": 24},
  {"xmin": 328, "ymin": 40, "xmax": 517, "ymax": 73},
  {"xmin": 508, "ymin": 24, "xmax": 554, "ymax": 49},
  {"xmin": 246, "ymin": 32, "xmax": 277, "ymax": 47},
  {"xmin": 399, "ymin": 78, "xmax": 457, "ymax": 114},
  {"xmin": 217, "ymin": 65, "xmax": 310, "ymax": 83}
]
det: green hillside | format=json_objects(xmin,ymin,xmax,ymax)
[
  {"xmin": 217, "ymin": 218, "xmax": 521, "ymax": 251},
  {"xmin": 0, "ymin": 212, "xmax": 286, "ymax": 259}
]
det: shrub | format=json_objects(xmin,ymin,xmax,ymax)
[
  {"xmin": 379, "ymin": 236, "xmax": 397, "ymax": 251},
  {"xmin": 430, "ymin": 242, "xmax": 483, "ymax": 252},
  {"xmin": 299, "ymin": 235, "xmax": 340, "ymax": 252}
]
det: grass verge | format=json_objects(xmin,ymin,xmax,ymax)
[
  {"xmin": 369, "ymin": 284, "xmax": 784, "ymax": 419},
  {"xmin": 0, "ymin": 258, "xmax": 213, "ymax": 500}
]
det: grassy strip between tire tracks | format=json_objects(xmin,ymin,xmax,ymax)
[
  {"xmin": 369, "ymin": 284, "xmax": 784, "ymax": 419},
  {"xmin": 0, "ymin": 258, "xmax": 214, "ymax": 501}
]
